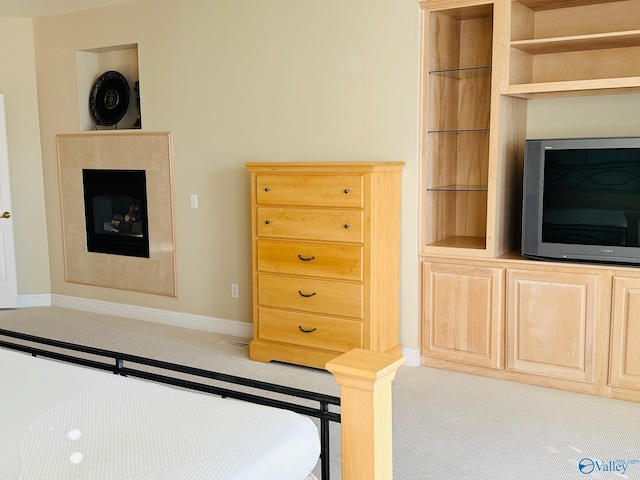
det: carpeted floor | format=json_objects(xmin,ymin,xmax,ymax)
[{"xmin": 1, "ymin": 306, "xmax": 640, "ymax": 479}]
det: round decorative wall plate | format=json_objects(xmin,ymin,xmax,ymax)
[{"xmin": 89, "ymin": 71, "xmax": 130, "ymax": 126}]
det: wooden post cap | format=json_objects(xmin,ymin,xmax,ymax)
[{"xmin": 326, "ymin": 348, "xmax": 405, "ymax": 390}]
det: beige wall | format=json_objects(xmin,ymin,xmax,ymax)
[
  {"xmin": 31, "ymin": 0, "xmax": 421, "ymax": 346},
  {"xmin": 0, "ymin": 17, "xmax": 51, "ymax": 295},
  {"xmin": 528, "ymin": 94, "xmax": 640, "ymax": 139},
  {"xmin": 7, "ymin": 0, "xmax": 639, "ymax": 352}
]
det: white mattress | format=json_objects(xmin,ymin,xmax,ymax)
[{"xmin": 0, "ymin": 349, "xmax": 320, "ymax": 480}]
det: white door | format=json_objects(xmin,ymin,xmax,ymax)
[{"xmin": 0, "ymin": 94, "xmax": 18, "ymax": 308}]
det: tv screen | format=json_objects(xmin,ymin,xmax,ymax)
[{"xmin": 522, "ymin": 137, "xmax": 640, "ymax": 265}]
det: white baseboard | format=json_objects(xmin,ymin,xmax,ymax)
[
  {"xmin": 401, "ymin": 347, "xmax": 420, "ymax": 367},
  {"xmin": 49, "ymin": 294, "xmax": 254, "ymax": 339},
  {"xmin": 19, "ymin": 293, "xmax": 419, "ymax": 365},
  {"xmin": 18, "ymin": 293, "xmax": 53, "ymax": 308}
]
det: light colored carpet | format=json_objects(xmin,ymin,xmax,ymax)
[{"xmin": 1, "ymin": 307, "xmax": 640, "ymax": 479}]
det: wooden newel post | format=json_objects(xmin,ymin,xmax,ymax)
[{"xmin": 326, "ymin": 348, "xmax": 405, "ymax": 480}]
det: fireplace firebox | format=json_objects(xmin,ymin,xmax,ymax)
[{"xmin": 82, "ymin": 169, "xmax": 150, "ymax": 258}]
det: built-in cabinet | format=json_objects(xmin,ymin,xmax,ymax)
[
  {"xmin": 422, "ymin": 261, "xmax": 503, "ymax": 369},
  {"xmin": 505, "ymin": 267, "xmax": 598, "ymax": 384},
  {"xmin": 246, "ymin": 162, "xmax": 404, "ymax": 370},
  {"xmin": 419, "ymin": 0, "xmax": 640, "ymax": 402},
  {"xmin": 422, "ymin": 257, "xmax": 640, "ymax": 399},
  {"xmin": 609, "ymin": 276, "xmax": 640, "ymax": 393}
]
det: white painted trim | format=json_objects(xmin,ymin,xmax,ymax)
[
  {"xmin": 401, "ymin": 347, "xmax": 420, "ymax": 367},
  {"xmin": 18, "ymin": 293, "xmax": 52, "ymax": 308},
  {"xmin": 50, "ymin": 294, "xmax": 253, "ymax": 339}
]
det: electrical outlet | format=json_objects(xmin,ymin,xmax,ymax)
[
  {"xmin": 231, "ymin": 283, "xmax": 239, "ymax": 298},
  {"xmin": 190, "ymin": 194, "xmax": 198, "ymax": 208}
]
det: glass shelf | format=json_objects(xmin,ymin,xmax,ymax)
[
  {"xmin": 429, "ymin": 66, "xmax": 492, "ymax": 79},
  {"xmin": 427, "ymin": 128, "xmax": 490, "ymax": 134},
  {"xmin": 427, "ymin": 185, "xmax": 489, "ymax": 192}
]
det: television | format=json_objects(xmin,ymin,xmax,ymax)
[{"xmin": 522, "ymin": 136, "xmax": 640, "ymax": 265}]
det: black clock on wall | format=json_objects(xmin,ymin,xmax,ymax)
[{"xmin": 89, "ymin": 70, "xmax": 130, "ymax": 127}]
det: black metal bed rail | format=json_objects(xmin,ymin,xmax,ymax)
[{"xmin": 0, "ymin": 328, "xmax": 341, "ymax": 480}]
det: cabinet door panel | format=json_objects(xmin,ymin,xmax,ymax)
[
  {"xmin": 422, "ymin": 262, "xmax": 503, "ymax": 368},
  {"xmin": 506, "ymin": 269, "xmax": 597, "ymax": 383},
  {"xmin": 609, "ymin": 276, "xmax": 640, "ymax": 390}
]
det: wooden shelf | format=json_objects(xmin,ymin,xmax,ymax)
[
  {"xmin": 516, "ymin": 0, "xmax": 623, "ymax": 11},
  {"xmin": 511, "ymin": 30, "xmax": 640, "ymax": 55},
  {"xmin": 425, "ymin": 236, "xmax": 487, "ymax": 250},
  {"xmin": 420, "ymin": 1, "xmax": 493, "ymax": 19},
  {"xmin": 507, "ymin": 76, "xmax": 640, "ymax": 97},
  {"xmin": 508, "ymin": 0, "xmax": 640, "ymax": 93}
]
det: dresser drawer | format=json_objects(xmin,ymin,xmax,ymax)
[
  {"xmin": 257, "ymin": 239, "xmax": 363, "ymax": 281},
  {"xmin": 257, "ymin": 207, "xmax": 363, "ymax": 243},
  {"xmin": 258, "ymin": 273, "xmax": 363, "ymax": 319},
  {"xmin": 258, "ymin": 308, "xmax": 363, "ymax": 353},
  {"xmin": 256, "ymin": 174, "xmax": 363, "ymax": 208}
]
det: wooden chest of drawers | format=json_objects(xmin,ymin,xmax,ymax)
[{"xmin": 246, "ymin": 162, "xmax": 404, "ymax": 368}]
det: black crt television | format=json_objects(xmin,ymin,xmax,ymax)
[{"xmin": 521, "ymin": 137, "xmax": 640, "ymax": 265}]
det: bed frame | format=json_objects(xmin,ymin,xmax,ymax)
[{"xmin": 0, "ymin": 328, "xmax": 404, "ymax": 480}]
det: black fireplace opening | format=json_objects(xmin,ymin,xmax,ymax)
[{"xmin": 82, "ymin": 169, "xmax": 150, "ymax": 258}]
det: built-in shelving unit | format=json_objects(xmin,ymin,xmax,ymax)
[
  {"xmin": 421, "ymin": 3, "xmax": 494, "ymax": 253},
  {"xmin": 418, "ymin": 0, "xmax": 640, "ymax": 403},
  {"xmin": 508, "ymin": 0, "xmax": 640, "ymax": 97}
]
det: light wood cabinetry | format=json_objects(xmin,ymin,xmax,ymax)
[
  {"xmin": 246, "ymin": 162, "xmax": 404, "ymax": 369},
  {"xmin": 508, "ymin": 0, "xmax": 640, "ymax": 97},
  {"xmin": 609, "ymin": 276, "xmax": 640, "ymax": 394},
  {"xmin": 421, "ymin": 257, "xmax": 616, "ymax": 396},
  {"xmin": 505, "ymin": 267, "xmax": 598, "ymax": 383},
  {"xmin": 419, "ymin": 0, "xmax": 640, "ymax": 401},
  {"xmin": 419, "ymin": 0, "xmax": 527, "ymax": 258},
  {"xmin": 422, "ymin": 261, "xmax": 503, "ymax": 369}
]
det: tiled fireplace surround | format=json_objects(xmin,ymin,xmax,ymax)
[{"xmin": 57, "ymin": 132, "xmax": 176, "ymax": 296}]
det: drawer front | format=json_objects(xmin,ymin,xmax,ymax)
[
  {"xmin": 258, "ymin": 273, "xmax": 363, "ymax": 319},
  {"xmin": 258, "ymin": 307, "xmax": 363, "ymax": 353},
  {"xmin": 257, "ymin": 239, "xmax": 363, "ymax": 281},
  {"xmin": 256, "ymin": 174, "xmax": 363, "ymax": 208},
  {"xmin": 257, "ymin": 207, "xmax": 363, "ymax": 243}
]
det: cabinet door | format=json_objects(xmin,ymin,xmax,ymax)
[
  {"xmin": 422, "ymin": 262, "xmax": 503, "ymax": 368},
  {"xmin": 609, "ymin": 276, "xmax": 640, "ymax": 391},
  {"xmin": 506, "ymin": 269, "xmax": 597, "ymax": 383}
]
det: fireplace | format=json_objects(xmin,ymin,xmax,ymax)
[{"xmin": 82, "ymin": 169, "xmax": 150, "ymax": 258}]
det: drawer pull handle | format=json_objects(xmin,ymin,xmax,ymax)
[
  {"xmin": 265, "ymin": 220, "xmax": 271, "ymax": 225},
  {"xmin": 298, "ymin": 290, "xmax": 317, "ymax": 298},
  {"xmin": 298, "ymin": 326, "xmax": 317, "ymax": 333},
  {"xmin": 264, "ymin": 187, "xmax": 270, "ymax": 192},
  {"xmin": 344, "ymin": 188, "xmax": 350, "ymax": 194},
  {"xmin": 298, "ymin": 254, "xmax": 317, "ymax": 261},
  {"xmin": 344, "ymin": 224, "xmax": 350, "ymax": 229}
]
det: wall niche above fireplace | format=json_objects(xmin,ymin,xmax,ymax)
[
  {"xmin": 57, "ymin": 132, "xmax": 176, "ymax": 297},
  {"xmin": 77, "ymin": 43, "xmax": 141, "ymax": 131}
]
